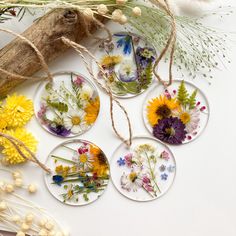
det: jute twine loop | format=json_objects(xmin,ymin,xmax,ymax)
[
  {"xmin": 81, "ymin": 13, "xmax": 112, "ymax": 44},
  {"xmin": 0, "ymin": 132, "xmax": 51, "ymax": 173},
  {"xmin": 152, "ymin": 0, "xmax": 177, "ymax": 87},
  {"xmin": 0, "ymin": 28, "xmax": 53, "ymax": 81},
  {"xmin": 61, "ymin": 36, "xmax": 132, "ymax": 147}
]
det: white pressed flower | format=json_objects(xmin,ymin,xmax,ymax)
[
  {"xmin": 80, "ymin": 84, "xmax": 93, "ymax": 101},
  {"xmin": 97, "ymin": 4, "xmax": 109, "ymax": 15},
  {"xmin": 174, "ymin": 107, "xmax": 200, "ymax": 134},
  {"xmin": 5, "ymin": 184, "xmax": 14, "ymax": 193},
  {"xmin": 64, "ymin": 109, "xmax": 86, "ymax": 134},
  {"xmin": 73, "ymin": 151, "xmax": 93, "ymax": 171},
  {"xmin": 0, "ymin": 201, "xmax": 7, "ymax": 211},
  {"xmin": 120, "ymin": 171, "xmax": 143, "ymax": 192},
  {"xmin": 118, "ymin": 59, "xmax": 137, "ymax": 82},
  {"xmin": 14, "ymin": 178, "xmax": 23, "ymax": 187},
  {"xmin": 132, "ymin": 7, "xmax": 142, "ymax": 16}
]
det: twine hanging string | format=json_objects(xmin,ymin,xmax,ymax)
[
  {"xmin": 61, "ymin": 36, "xmax": 133, "ymax": 147},
  {"xmin": 151, "ymin": 0, "xmax": 177, "ymax": 87},
  {"xmin": 0, "ymin": 28, "xmax": 53, "ymax": 81},
  {"xmin": 0, "ymin": 132, "xmax": 51, "ymax": 173}
]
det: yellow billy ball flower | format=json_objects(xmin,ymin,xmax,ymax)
[
  {"xmin": 1, "ymin": 128, "xmax": 38, "ymax": 165},
  {"xmin": 3, "ymin": 94, "xmax": 34, "ymax": 128}
]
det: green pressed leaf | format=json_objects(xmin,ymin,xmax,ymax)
[
  {"xmin": 188, "ymin": 89, "xmax": 197, "ymax": 109},
  {"xmin": 46, "ymin": 100, "xmax": 68, "ymax": 113},
  {"xmin": 83, "ymin": 194, "xmax": 89, "ymax": 202},
  {"xmin": 122, "ymin": 81, "xmax": 140, "ymax": 94},
  {"xmin": 177, "ymin": 80, "xmax": 189, "ymax": 106}
]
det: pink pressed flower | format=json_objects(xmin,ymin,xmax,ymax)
[
  {"xmin": 143, "ymin": 184, "xmax": 153, "ymax": 192},
  {"xmin": 78, "ymin": 145, "xmax": 88, "ymax": 154},
  {"xmin": 37, "ymin": 104, "xmax": 47, "ymax": 119},
  {"xmin": 197, "ymin": 101, "xmax": 201, "ymax": 106},
  {"xmin": 74, "ymin": 76, "xmax": 84, "ymax": 86},
  {"xmin": 200, "ymin": 106, "xmax": 206, "ymax": 112},
  {"xmin": 142, "ymin": 175, "xmax": 151, "ymax": 184},
  {"xmin": 160, "ymin": 150, "xmax": 170, "ymax": 161},
  {"xmin": 124, "ymin": 153, "xmax": 133, "ymax": 167},
  {"xmin": 164, "ymin": 89, "xmax": 171, "ymax": 99}
]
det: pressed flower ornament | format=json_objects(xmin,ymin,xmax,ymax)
[
  {"xmin": 34, "ymin": 72, "xmax": 100, "ymax": 138},
  {"xmin": 93, "ymin": 32, "xmax": 157, "ymax": 98},
  {"xmin": 143, "ymin": 80, "xmax": 210, "ymax": 145},
  {"xmin": 44, "ymin": 139, "xmax": 110, "ymax": 206},
  {"xmin": 111, "ymin": 136, "xmax": 176, "ymax": 201}
]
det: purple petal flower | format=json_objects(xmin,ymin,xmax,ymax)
[
  {"xmin": 161, "ymin": 173, "xmax": 168, "ymax": 181},
  {"xmin": 117, "ymin": 157, "xmax": 126, "ymax": 166},
  {"xmin": 49, "ymin": 124, "xmax": 71, "ymax": 137},
  {"xmin": 153, "ymin": 117, "xmax": 187, "ymax": 144}
]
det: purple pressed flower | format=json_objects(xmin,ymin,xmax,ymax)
[
  {"xmin": 142, "ymin": 175, "xmax": 151, "ymax": 184},
  {"xmin": 49, "ymin": 124, "xmax": 71, "ymax": 137},
  {"xmin": 117, "ymin": 157, "xmax": 126, "ymax": 166},
  {"xmin": 153, "ymin": 117, "xmax": 187, "ymax": 144},
  {"xmin": 159, "ymin": 164, "xmax": 166, "ymax": 172},
  {"xmin": 135, "ymin": 47, "xmax": 155, "ymax": 68},
  {"xmin": 161, "ymin": 173, "xmax": 168, "ymax": 181}
]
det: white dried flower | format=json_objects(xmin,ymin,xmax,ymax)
[
  {"xmin": 39, "ymin": 218, "xmax": 47, "ymax": 227},
  {"xmin": 14, "ymin": 178, "xmax": 23, "ymax": 187},
  {"xmin": 119, "ymin": 15, "xmax": 128, "ymax": 25},
  {"xmin": 21, "ymin": 222, "xmax": 30, "ymax": 231},
  {"xmin": 111, "ymin": 9, "xmax": 123, "ymax": 22},
  {"xmin": 5, "ymin": 184, "xmax": 14, "ymax": 193},
  {"xmin": 28, "ymin": 184, "xmax": 37, "ymax": 193},
  {"xmin": 83, "ymin": 8, "xmax": 94, "ymax": 20},
  {"xmin": 25, "ymin": 213, "xmax": 34, "ymax": 224},
  {"xmin": 12, "ymin": 171, "xmax": 22, "ymax": 179},
  {"xmin": 16, "ymin": 232, "xmax": 25, "ymax": 236},
  {"xmin": 45, "ymin": 221, "xmax": 54, "ymax": 231},
  {"xmin": 0, "ymin": 201, "xmax": 7, "ymax": 211},
  {"xmin": 132, "ymin": 7, "xmax": 142, "ymax": 17},
  {"xmin": 39, "ymin": 229, "xmax": 48, "ymax": 236},
  {"xmin": 97, "ymin": 4, "xmax": 109, "ymax": 15},
  {"xmin": 12, "ymin": 215, "xmax": 21, "ymax": 223}
]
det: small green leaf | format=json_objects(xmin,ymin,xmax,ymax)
[
  {"xmin": 46, "ymin": 100, "xmax": 68, "ymax": 113},
  {"xmin": 177, "ymin": 80, "xmax": 189, "ymax": 106},
  {"xmin": 188, "ymin": 89, "xmax": 197, "ymax": 109}
]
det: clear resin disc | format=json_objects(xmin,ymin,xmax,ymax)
[
  {"xmin": 34, "ymin": 72, "xmax": 100, "ymax": 137},
  {"xmin": 143, "ymin": 80, "xmax": 210, "ymax": 145},
  {"xmin": 93, "ymin": 32, "xmax": 157, "ymax": 98},
  {"xmin": 44, "ymin": 139, "xmax": 110, "ymax": 206},
  {"xmin": 111, "ymin": 136, "xmax": 176, "ymax": 202}
]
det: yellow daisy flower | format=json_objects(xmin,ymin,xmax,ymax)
[
  {"xmin": 84, "ymin": 97, "xmax": 100, "ymax": 125},
  {"xmin": 147, "ymin": 95, "xmax": 179, "ymax": 126},
  {"xmin": 3, "ymin": 94, "xmax": 34, "ymax": 128},
  {"xmin": 101, "ymin": 55, "xmax": 122, "ymax": 67},
  {"xmin": 1, "ymin": 128, "xmax": 38, "ymax": 165}
]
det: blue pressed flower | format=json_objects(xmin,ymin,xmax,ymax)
[
  {"xmin": 52, "ymin": 175, "xmax": 64, "ymax": 185},
  {"xmin": 115, "ymin": 34, "xmax": 132, "ymax": 55},
  {"xmin": 167, "ymin": 165, "xmax": 176, "ymax": 173},
  {"xmin": 161, "ymin": 173, "xmax": 168, "ymax": 181},
  {"xmin": 117, "ymin": 157, "xmax": 125, "ymax": 166}
]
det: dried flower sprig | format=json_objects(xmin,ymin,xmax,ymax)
[{"xmin": 0, "ymin": 168, "xmax": 68, "ymax": 236}]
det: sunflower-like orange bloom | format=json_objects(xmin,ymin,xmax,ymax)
[
  {"xmin": 84, "ymin": 97, "xmax": 100, "ymax": 125},
  {"xmin": 90, "ymin": 144, "xmax": 109, "ymax": 177},
  {"xmin": 147, "ymin": 95, "xmax": 179, "ymax": 126}
]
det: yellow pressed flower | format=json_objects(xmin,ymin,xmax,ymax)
[
  {"xmin": 3, "ymin": 94, "xmax": 34, "ymax": 128},
  {"xmin": 101, "ymin": 55, "xmax": 122, "ymax": 67},
  {"xmin": 84, "ymin": 97, "xmax": 100, "ymax": 125},
  {"xmin": 1, "ymin": 128, "xmax": 38, "ymax": 165},
  {"xmin": 147, "ymin": 95, "xmax": 179, "ymax": 126},
  {"xmin": 180, "ymin": 112, "xmax": 191, "ymax": 124}
]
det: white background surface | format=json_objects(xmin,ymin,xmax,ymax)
[{"xmin": 1, "ymin": 0, "xmax": 236, "ymax": 235}]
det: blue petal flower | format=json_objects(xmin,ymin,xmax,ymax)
[
  {"xmin": 115, "ymin": 34, "xmax": 132, "ymax": 55},
  {"xmin": 161, "ymin": 173, "xmax": 168, "ymax": 181},
  {"xmin": 52, "ymin": 175, "xmax": 64, "ymax": 186},
  {"xmin": 117, "ymin": 157, "xmax": 125, "ymax": 166}
]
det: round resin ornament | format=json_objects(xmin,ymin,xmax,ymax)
[
  {"xmin": 143, "ymin": 80, "xmax": 210, "ymax": 145},
  {"xmin": 111, "ymin": 136, "xmax": 176, "ymax": 202},
  {"xmin": 44, "ymin": 139, "xmax": 110, "ymax": 206},
  {"xmin": 34, "ymin": 72, "xmax": 100, "ymax": 137},
  {"xmin": 93, "ymin": 32, "xmax": 157, "ymax": 98}
]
